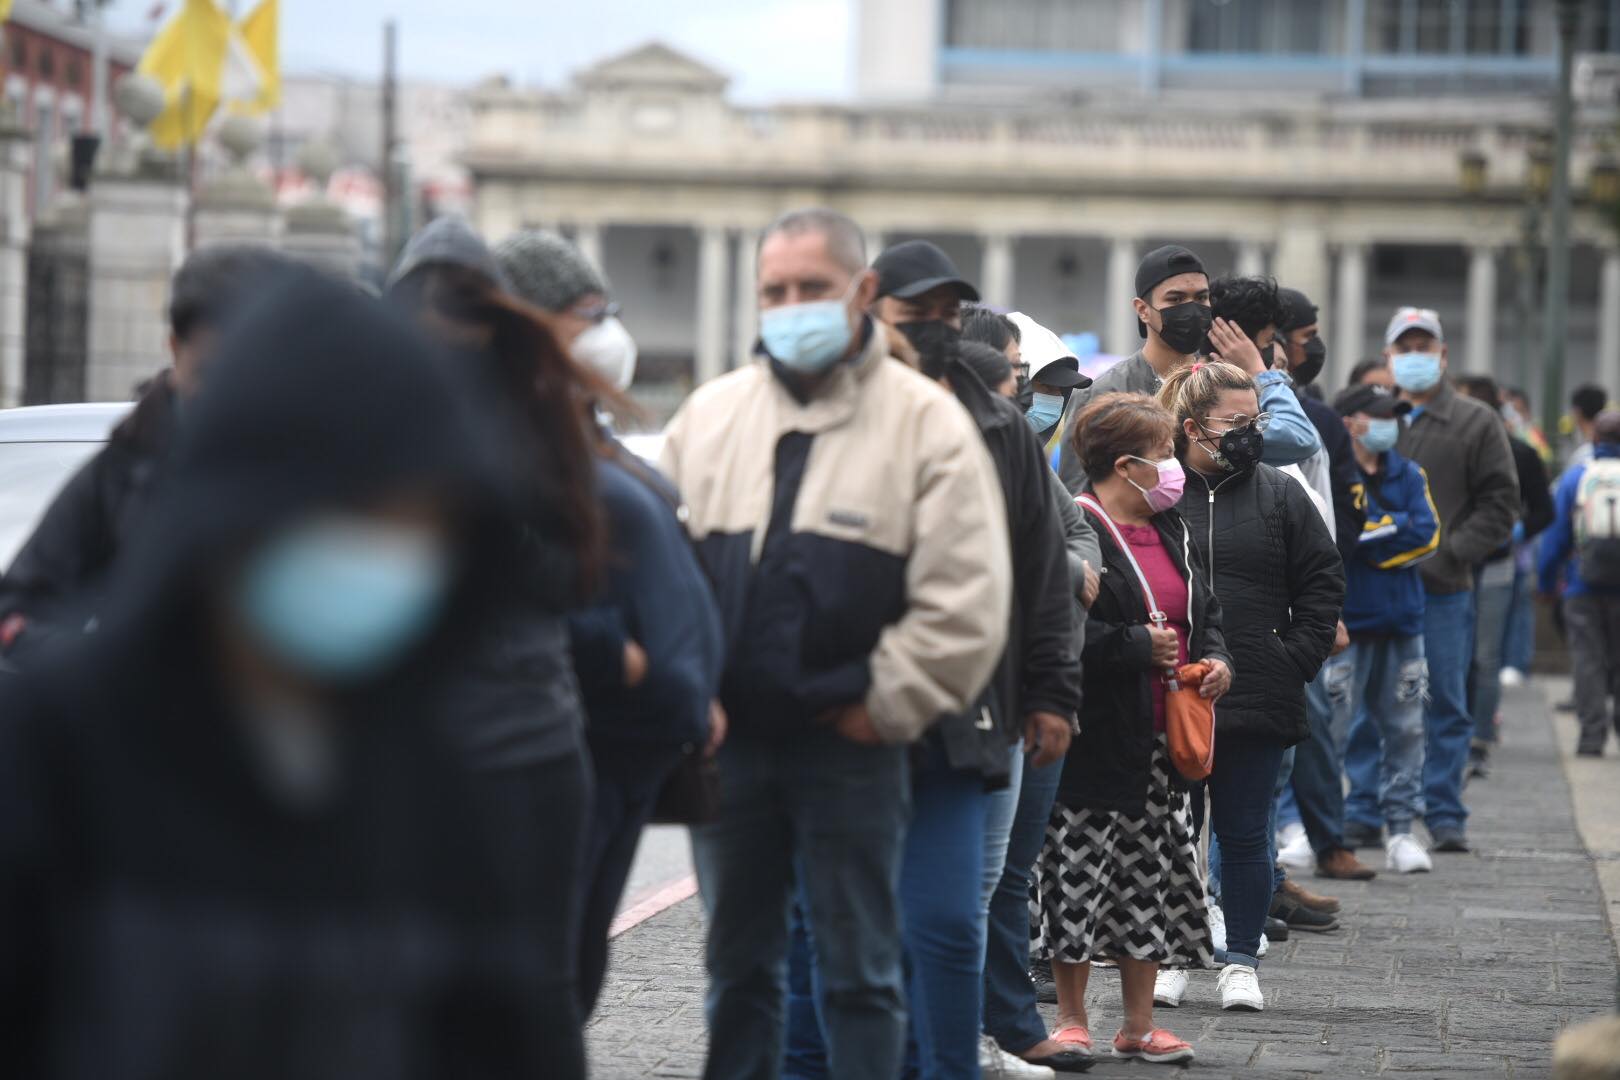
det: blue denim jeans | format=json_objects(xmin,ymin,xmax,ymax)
[
  {"xmin": 1290, "ymin": 659, "xmax": 1352, "ymax": 857},
  {"xmin": 1471, "ymin": 559, "xmax": 1516, "ymax": 745},
  {"xmin": 983, "ymin": 752, "xmax": 1063, "ymax": 1054},
  {"xmin": 782, "ymin": 745, "xmax": 988, "ymax": 1080},
  {"xmin": 1207, "ymin": 736, "xmax": 1287, "ymax": 969},
  {"xmin": 1503, "ymin": 567, "xmax": 1536, "ymax": 674},
  {"xmin": 1212, "ymin": 745, "xmax": 1291, "ymax": 903},
  {"xmin": 981, "ymin": 742, "xmax": 1024, "ymax": 919},
  {"xmin": 1422, "ymin": 590, "xmax": 1476, "ymax": 833},
  {"xmin": 693, "ymin": 733, "xmax": 911, "ymax": 1080},
  {"xmin": 1343, "ymin": 635, "xmax": 1429, "ymax": 833}
]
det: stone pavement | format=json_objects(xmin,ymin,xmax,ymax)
[{"xmin": 586, "ymin": 682, "xmax": 1620, "ymax": 1078}]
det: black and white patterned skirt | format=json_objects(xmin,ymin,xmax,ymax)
[{"xmin": 1030, "ymin": 735, "xmax": 1215, "ymax": 968}]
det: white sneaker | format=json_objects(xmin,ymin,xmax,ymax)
[
  {"xmin": 1154, "ymin": 967, "xmax": 1189, "ymax": 1007},
  {"xmin": 1500, "ymin": 667, "xmax": 1526, "ymax": 688},
  {"xmin": 1278, "ymin": 828, "xmax": 1314, "ymax": 871},
  {"xmin": 1385, "ymin": 832, "xmax": 1434, "ymax": 874},
  {"xmin": 979, "ymin": 1034, "xmax": 1055, "ymax": 1079},
  {"xmin": 1218, "ymin": 963, "xmax": 1264, "ymax": 1011},
  {"xmin": 1258, "ymin": 932, "xmax": 1269, "ymax": 958},
  {"xmin": 1209, "ymin": 904, "xmax": 1227, "ymax": 955},
  {"xmin": 1275, "ymin": 820, "xmax": 1306, "ymax": 851}
]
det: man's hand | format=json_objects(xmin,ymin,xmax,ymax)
[
  {"xmin": 705, "ymin": 700, "xmax": 728, "ymax": 757},
  {"xmin": 821, "ymin": 703, "xmax": 884, "ymax": 746},
  {"xmin": 1080, "ymin": 560, "xmax": 1100, "ymax": 609},
  {"xmin": 1199, "ymin": 658, "xmax": 1233, "ymax": 700},
  {"xmin": 1024, "ymin": 711, "xmax": 1072, "ymax": 767},
  {"xmin": 1208, "ymin": 317, "xmax": 1264, "ymax": 375},
  {"xmin": 1147, "ymin": 624, "xmax": 1179, "ymax": 668},
  {"xmin": 623, "ymin": 640, "xmax": 649, "ymax": 688},
  {"xmin": 1331, "ymin": 619, "xmax": 1351, "ymax": 657}
]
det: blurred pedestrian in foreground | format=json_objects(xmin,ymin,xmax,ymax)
[
  {"xmin": 1035, "ymin": 392, "xmax": 1228, "ymax": 1066},
  {"xmin": 497, "ymin": 228, "xmax": 727, "ymax": 1016},
  {"xmin": 661, "ymin": 207, "xmax": 1011, "ymax": 1080},
  {"xmin": 389, "ymin": 216, "xmax": 607, "ymax": 1075},
  {"xmin": 0, "ymin": 271, "xmax": 561, "ymax": 1078},
  {"xmin": 0, "ymin": 245, "xmax": 290, "ymax": 660},
  {"xmin": 1539, "ymin": 410, "xmax": 1620, "ymax": 758}
]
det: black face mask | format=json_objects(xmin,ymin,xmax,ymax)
[
  {"xmin": 1199, "ymin": 421, "xmax": 1266, "ymax": 473},
  {"xmin": 1153, "ymin": 301, "xmax": 1213, "ymax": 356},
  {"xmin": 1015, "ymin": 376, "xmax": 1034, "ymax": 413},
  {"xmin": 897, "ymin": 320, "xmax": 961, "ymax": 380},
  {"xmin": 1293, "ymin": 336, "xmax": 1327, "ymax": 387}
]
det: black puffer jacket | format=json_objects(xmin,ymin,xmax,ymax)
[
  {"xmin": 1176, "ymin": 462, "xmax": 1344, "ymax": 746},
  {"xmin": 1057, "ymin": 506, "xmax": 1229, "ymax": 813},
  {"xmin": 0, "ymin": 373, "xmax": 176, "ymax": 660}
]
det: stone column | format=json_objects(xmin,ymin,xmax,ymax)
[
  {"xmin": 1236, "ymin": 240, "xmax": 1266, "ymax": 279},
  {"xmin": 1271, "ymin": 222, "xmax": 1330, "ymax": 322},
  {"xmin": 694, "ymin": 224, "xmax": 728, "ymax": 386},
  {"xmin": 281, "ymin": 142, "xmax": 362, "ymax": 279},
  {"xmin": 1333, "ymin": 243, "xmax": 1369, "ymax": 390},
  {"xmin": 1105, "ymin": 235, "xmax": 1140, "ymax": 358},
  {"xmin": 573, "ymin": 221, "xmax": 603, "ymax": 274},
  {"xmin": 732, "ymin": 227, "xmax": 759, "ymax": 369},
  {"xmin": 85, "ymin": 75, "xmax": 188, "ymax": 402},
  {"xmin": 1599, "ymin": 247, "xmax": 1620, "ymax": 401},
  {"xmin": 1465, "ymin": 245, "xmax": 1498, "ymax": 375},
  {"xmin": 192, "ymin": 115, "xmax": 280, "ymax": 250},
  {"xmin": 0, "ymin": 105, "xmax": 31, "ymax": 406},
  {"xmin": 980, "ymin": 232, "xmax": 1014, "ymax": 308}
]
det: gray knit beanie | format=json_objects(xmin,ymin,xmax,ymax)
[{"xmin": 494, "ymin": 229, "xmax": 608, "ymax": 313}]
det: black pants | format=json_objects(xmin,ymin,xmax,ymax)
[
  {"xmin": 576, "ymin": 737, "xmax": 685, "ymax": 1016},
  {"xmin": 478, "ymin": 748, "xmax": 594, "ymax": 1080}
]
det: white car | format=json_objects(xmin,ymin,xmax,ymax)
[{"xmin": 0, "ymin": 403, "xmax": 133, "ymax": 569}]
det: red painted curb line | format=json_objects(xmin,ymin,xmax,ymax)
[{"xmin": 609, "ymin": 874, "xmax": 699, "ymax": 938}]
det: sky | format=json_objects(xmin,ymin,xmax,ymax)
[{"xmin": 104, "ymin": 0, "xmax": 856, "ymax": 103}]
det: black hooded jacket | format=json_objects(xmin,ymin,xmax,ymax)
[
  {"xmin": 940, "ymin": 366, "xmax": 1082, "ymax": 783},
  {"xmin": 1175, "ymin": 460, "xmax": 1345, "ymax": 746},
  {"xmin": 1058, "ymin": 506, "xmax": 1229, "ymax": 813},
  {"xmin": 0, "ymin": 373, "xmax": 177, "ymax": 658},
  {"xmin": 0, "ymin": 274, "xmax": 558, "ymax": 1080}
]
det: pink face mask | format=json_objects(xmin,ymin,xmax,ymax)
[{"xmin": 1127, "ymin": 455, "xmax": 1186, "ymax": 513}]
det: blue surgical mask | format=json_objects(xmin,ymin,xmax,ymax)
[
  {"xmin": 760, "ymin": 277, "xmax": 859, "ymax": 375},
  {"xmin": 237, "ymin": 517, "xmax": 451, "ymax": 682},
  {"xmin": 1025, "ymin": 392, "xmax": 1064, "ymax": 433},
  {"xmin": 1359, "ymin": 417, "xmax": 1401, "ymax": 453},
  {"xmin": 1392, "ymin": 351, "xmax": 1442, "ymax": 393}
]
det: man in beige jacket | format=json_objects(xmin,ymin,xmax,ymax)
[{"xmin": 661, "ymin": 207, "xmax": 1011, "ymax": 1080}]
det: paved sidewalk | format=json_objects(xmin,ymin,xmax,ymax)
[{"xmin": 587, "ymin": 682, "xmax": 1619, "ymax": 1078}]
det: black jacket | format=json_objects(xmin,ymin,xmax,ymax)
[
  {"xmin": 1058, "ymin": 506, "xmax": 1228, "ymax": 813},
  {"xmin": 1176, "ymin": 462, "xmax": 1345, "ymax": 746},
  {"xmin": 0, "ymin": 372, "xmax": 177, "ymax": 659},
  {"xmin": 0, "ymin": 273, "xmax": 559, "ymax": 1080},
  {"xmin": 937, "ymin": 366, "xmax": 1082, "ymax": 783},
  {"xmin": 1486, "ymin": 434, "xmax": 1555, "ymax": 563},
  {"xmin": 1300, "ymin": 392, "xmax": 1368, "ymax": 565}
]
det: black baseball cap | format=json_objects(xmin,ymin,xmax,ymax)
[
  {"xmin": 873, "ymin": 240, "xmax": 981, "ymax": 302},
  {"xmin": 1278, "ymin": 287, "xmax": 1319, "ymax": 332},
  {"xmin": 1134, "ymin": 244, "xmax": 1206, "ymax": 338},
  {"xmin": 1030, "ymin": 356, "xmax": 1090, "ymax": 390},
  {"xmin": 1334, "ymin": 384, "xmax": 1414, "ymax": 420}
]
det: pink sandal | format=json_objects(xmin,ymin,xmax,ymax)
[
  {"xmin": 1050, "ymin": 1025, "xmax": 1093, "ymax": 1054},
  {"xmin": 1113, "ymin": 1028, "xmax": 1196, "ymax": 1064}
]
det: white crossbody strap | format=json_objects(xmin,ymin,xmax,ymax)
[{"xmin": 1075, "ymin": 493, "xmax": 1165, "ymax": 625}]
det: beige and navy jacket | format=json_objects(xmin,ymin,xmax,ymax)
[{"xmin": 660, "ymin": 321, "xmax": 1012, "ymax": 745}]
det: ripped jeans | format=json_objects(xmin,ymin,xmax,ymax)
[{"xmin": 1342, "ymin": 635, "xmax": 1429, "ymax": 836}]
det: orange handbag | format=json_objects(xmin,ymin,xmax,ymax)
[{"xmin": 1076, "ymin": 494, "xmax": 1217, "ymax": 781}]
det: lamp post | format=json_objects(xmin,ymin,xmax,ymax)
[{"xmin": 1539, "ymin": 0, "xmax": 1581, "ymax": 441}]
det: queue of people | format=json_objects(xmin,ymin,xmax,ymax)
[{"xmin": 0, "ymin": 205, "xmax": 1612, "ymax": 1079}]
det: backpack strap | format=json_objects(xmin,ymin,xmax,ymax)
[{"xmin": 1075, "ymin": 493, "xmax": 1164, "ymax": 625}]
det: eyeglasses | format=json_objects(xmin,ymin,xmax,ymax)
[
  {"xmin": 1201, "ymin": 412, "xmax": 1273, "ymax": 434},
  {"xmin": 571, "ymin": 300, "xmax": 621, "ymax": 324},
  {"xmin": 1014, "ymin": 363, "xmax": 1031, "ymax": 380}
]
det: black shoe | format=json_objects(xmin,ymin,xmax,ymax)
[
  {"xmin": 1264, "ymin": 915, "xmax": 1290, "ymax": 942},
  {"xmin": 1030, "ymin": 959, "xmax": 1057, "ymax": 1004},
  {"xmin": 1430, "ymin": 828, "xmax": 1471, "ymax": 853},
  {"xmin": 1556, "ymin": 698, "xmax": 1576, "ymax": 713},
  {"xmin": 1342, "ymin": 821, "xmax": 1382, "ymax": 849},
  {"xmin": 1270, "ymin": 892, "xmax": 1340, "ymax": 933},
  {"xmin": 1467, "ymin": 744, "xmax": 1491, "ymax": 780}
]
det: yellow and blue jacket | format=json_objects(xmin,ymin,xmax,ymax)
[{"xmin": 1344, "ymin": 449, "xmax": 1441, "ymax": 637}]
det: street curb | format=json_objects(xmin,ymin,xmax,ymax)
[{"xmin": 1541, "ymin": 674, "xmax": 1620, "ymax": 965}]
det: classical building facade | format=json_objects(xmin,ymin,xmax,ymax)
[{"xmin": 466, "ymin": 5, "xmax": 1620, "ymax": 419}]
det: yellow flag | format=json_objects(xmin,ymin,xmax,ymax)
[
  {"xmin": 0, "ymin": 2, "xmax": 13, "ymax": 26},
  {"xmin": 139, "ymin": 0, "xmax": 234, "ymax": 150},
  {"xmin": 235, "ymin": 0, "xmax": 279, "ymax": 114}
]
